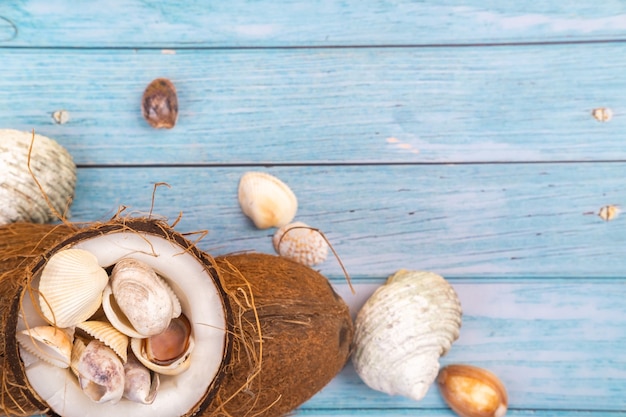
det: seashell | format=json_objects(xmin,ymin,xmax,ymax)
[
  {"xmin": 0, "ymin": 129, "xmax": 76, "ymax": 225},
  {"xmin": 38, "ymin": 249, "xmax": 109, "ymax": 328},
  {"xmin": 76, "ymin": 320, "xmax": 129, "ymax": 363},
  {"xmin": 238, "ymin": 171, "xmax": 298, "ymax": 229},
  {"xmin": 141, "ymin": 78, "xmax": 178, "ymax": 129},
  {"xmin": 124, "ymin": 354, "xmax": 160, "ymax": 404},
  {"xmin": 72, "ymin": 339, "xmax": 125, "ymax": 404},
  {"xmin": 16, "ymin": 326, "xmax": 72, "ymax": 368},
  {"xmin": 130, "ymin": 314, "xmax": 194, "ymax": 376},
  {"xmin": 103, "ymin": 257, "xmax": 177, "ymax": 337},
  {"xmin": 272, "ymin": 221, "xmax": 329, "ymax": 266},
  {"xmin": 352, "ymin": 270, "xmax": 462, "ymax": 402}
]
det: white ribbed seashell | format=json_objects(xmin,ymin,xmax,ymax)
[
  {"xmin": 124, "ymin": 354, "xmax": 160, "ymax": 404},
  {"xmin": 16, "ymin": 326, "xmax": 73, "ymax": 369},
  {"xmin": 272, "ymin": 221, "xmax": 328, "ymax": 266},
  {"xmin": 238, "ymin": 171, "xmax": 298, "ymax": 229},
  {"xmin": 104, "ymin": 258, "xmax": 176, "ymax": 337},
  {"xmin": 352, "ymin": 270, "xmax": 462, "ymax": 402},
  {"xmin": 38, "ymin": 249, "xmax": 109, "ymax": 328},
  {"xmin": 76, "ymin": 320, "xmax": 129, "ymax": 363},
  {"xmin": 72, "ymin": 339, "xmax": 125, "ymax": 404},
  {"xmin": 0, "ymin": 129, "xmax": 76, "ymax": 225}
]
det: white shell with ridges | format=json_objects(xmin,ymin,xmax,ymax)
[
  {"xmin": 273, "ymin": 221, "xmax": 329, "ymax": 266},
  {"xmin": 38, "ymin": 249, "xmax": 109, "ymax": 328},
  {"xmin": 76, "ymin": 320, "xmax": 129, "ymax": 363},
  {"xmin": 352, "ymin": 270, "xmax": 462, "ymax": 402},
  {"xmin": 0, "ymin": 129, "xmax": 76, "ymax": 225},
  {"xmin": 16, "ymin": 326, "xmax": 72, "ymax": 369},
  {"xmin": 238, "ymin": 171, "xmax": 298, "ymax": 229}
]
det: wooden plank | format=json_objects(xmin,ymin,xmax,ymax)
[
  {"xmin": 301, "ymin": 280, "xmax": 626, "ymax": 412},
  {"xmin": 1, "ymin": 43, "xmax": 624, "ymax": 165},
  {"xmin": 69, "ymin": 164, "xmax": 626, "ymax": 278},
  {"xmin": 1, "ymin": 1, "xmax": 626, "ymax": 47}
]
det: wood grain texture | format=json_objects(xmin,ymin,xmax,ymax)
[
  {"xmin": 0, "ymin": 43, "xmax": 624, "ymax": 165},
  {"xmin": 1, "ymin": 1, "xmax": 626, "ymax": 47}
]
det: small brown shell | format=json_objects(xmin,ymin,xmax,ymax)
[{"xmin": 141, "ymin": 78, "xmax": 178, "ymax": 129}]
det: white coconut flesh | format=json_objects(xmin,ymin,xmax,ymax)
[{"xmin": 17, "ymin": 231, "xmax": 227, "ymax": 417}]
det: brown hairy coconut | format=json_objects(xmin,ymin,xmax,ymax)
[{"xmin": 0, "ymin": 218, "xmax": 353, "ymax": 417}]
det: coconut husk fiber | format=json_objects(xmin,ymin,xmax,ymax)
[{"xmin": 0, "ymin": 219, "xmax": 353, "ymax": 417}]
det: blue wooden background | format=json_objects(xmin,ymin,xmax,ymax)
[{"xmin": 1, "ymin": 1, "xmax": 625, "ymax": 416}]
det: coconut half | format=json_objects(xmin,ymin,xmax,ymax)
[{"xmin": 16, "ymin": 222, "xmax": 230, "ymax": 417}]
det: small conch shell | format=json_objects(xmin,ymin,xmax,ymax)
[
  {"xmin": 272, "ymin": 221, "xmax": 328, "ymax": 266},
  {"xmin": 16, "ymin": 326, "xmax": 72, "ymax": 368},
  {"xmin": 103, "ymin": 258, "xmax": 178, "ymax": 337},
  {"xmin": 76, "ymin": 320, "xmax": 129, "ymax": 363},
  {"xmin": 38, "ymin": 249, "xmax": 109, "ymax": 328},
  {"xmin": 141, "ymin": 78, "xmax": 178, "ymax": 129},
  {"xmin": 352, "ymin": 270, "xmax": 462, "ymax": 401},
  {"xmin": 124, "ymin": 354, "xmax": 160, "ymax": 404},
  {"xmin": 238, "ymin": 172, "xmax": 298, "ymax": 229},
  {"xmin": 72, "ymin": 339, "xmax": 125, "ymax": 404},
  {"xmin": 130, "ymin": 314, "xmax": 194, "ymax": 376},
  {"xmin": 0, "ymin": 129, "xmax": 76, "ymax": 225}
]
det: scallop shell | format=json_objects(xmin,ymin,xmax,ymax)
[
  {"xmin": 238, "ymin": 171, "xmax": 298, "ymax": 229},
  {"xmin": 273, "ymin": 221, "xmax": 329, "ymax": 266},
  {"xmin": 76, "ymin": 320, "xmax": 129, "ymax": 363},
  {"xmin": 38, "ymin": 249, "xmax": 109, "ymax": 328},
  {"xmin": 0, "ymin": 129, "xmax": 76, "ymax": 225},
  {"xmin": 130, "ymin": 315, "xmax": 194, "ymax": 376},
  {"xmin": 124, "ymin": 354, "xmax": 160, "ymax": 404},
  {"xmin": 142, "ymin": 78, "xmax": 178, "ymax": 129},
  {"xmin": 72, "ymin": 339, "xmax": 125, "ymax": 404},
  {"xmin": 352, "ymin": 270, "xmax": 462, "ymax": 401},
  {"xmin": 16, "ymin": 326, "xmax": 72, "ymax": 368},
  {"xmin": 104, "ymin": 258, "xmax": 176, "ymax": 337}
]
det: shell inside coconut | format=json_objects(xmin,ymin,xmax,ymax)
[{"xmin": 17, "ymin": 229, "xmax": 229, "ymax": 417}]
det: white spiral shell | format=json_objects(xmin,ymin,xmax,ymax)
[
  {"xmin": 352, "ymin": 270, "xmax": 462, "ymax": 402},
  {"xmin": 0, "ymin": 129, "xmax": 76, "ymax": 225}
]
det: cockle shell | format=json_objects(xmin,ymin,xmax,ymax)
[
  {"xmin": 72, "ymin": 339, "xmax": 125, "ymax": 404},
  {"xmin": 38, "ymin": 249, "xmax": 109, "ymax": 328},
  {"xmin": 130, "ymin": 314, "xmax": 194, "ymax": 376},
  {"xmin": 352, "ymin": 270, "xmax": 462, "ymax": 402},
  {"xmin": 76, "ymin": 320, "xmax": 129, "ymax": 363},
  {"xmin": 272, "ymin": 221, "xmax": 329, "ymax": 266},
  {"xmin": 141, "ymin": 78, "xmax": 178, "ymax": 129},
  {"xmin": 103, "ymin": 257, "xmax": 178, "ymax": 337},
  {"xmin": 124, "ymin": 354, "xmax": 160, "ymax": 404},
  {"xmin": 16, "ymin": 326, "xmax": 72, "ymax": 368},
  {"xmin": 0, "ymin": 129, "xmax": 76, "ymax": 225},
  {"xmin": 238, "ymin": 171, "xmax": 298, "ymax": 229}
]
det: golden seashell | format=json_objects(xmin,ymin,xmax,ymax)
[
  {"xmin": 38, "ymin": 249, "xmax": 109, "ymax": 328},
  {"xmin": 130, "ymin": 314, "xmax": 194, "ymax": 376},
  {"xmin": 273, "ymin": 221, "xmax": 329, "ymax": 266},
  {"xmin": 141, "ymin": 78, "xmax": 178, "ymax": 129},
  {"xmin": 72, "ymin": 339, "xmax": 125, "ymax": 404},
  {"xmin": 16, "ymin": 325, "xmax": 72, "ymax": 368},
  {"xmin": 238, "ymin": 171, "xmax": 298, "ymax": 229},
  {"xmin": 76, "ymin": 320, "xmax": 129, "ymax": 363}
]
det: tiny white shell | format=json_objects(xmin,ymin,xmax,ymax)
[
  {"xmin": 38, "ymin": 249, "xmax": 109, "ymax": 328},
  {"xmin": 124, "ymin": 354, "xmax": 160, "ymax": 404},
  {"xmin": 16, "ymin": 326, "xmax": 72, "ymax": 368},
  {"xmin": 352, "ymin": 270, "xmax": 462, "ymax": 402},
  {"xmin": 73, "ymin": 340, "xmax": 125, "ymax": 404},
  {"xmin": 272, "ymin": 221, "xmax": 329, "ymax": 266},
  {"xmin": 76, "ymin": 320, "xmax": 129, "ymax": 363},
  {"xmin": 238, "ymin": 171, "xmax": 298, "ymax": 229},
  {"xmin": 0, "ymin": 129, "xmax": 76, "ymax": 225}
]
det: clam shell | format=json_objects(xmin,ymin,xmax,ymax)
[
  {"xmin": 352, "ymin": 270, "xmax": 462, "ymax": 402},
  {"xmin": 38, "ymin": 249, "xmax": 109, "ymax": 328},
  {"xmin": 238, "ymin": 171, "xmax": 298, "ymax": 229},
  {"xmin": 106, "ymin": 258, "xmax": 174, "ymax": 337},
  {"xmin": 72, "ymin": 339, "xmax": 125, "ymax": 404},
  {"xmin": 76, "ymin": 320, "xmax": 129, "ymax": 363},
  {"xmin": 0, "ymin": 129, "xmax": 76, "ymax": 225},
  {"xmin": 272, "ymin": 221, "xmax": 328, "ymax": 266},
  {"xmin": 16, "ymin": 326, "xmax": 72, "ymax": 368},
  {"xmin": 141, "ymin": 78, "xmax": 178, "ymax": 129}
]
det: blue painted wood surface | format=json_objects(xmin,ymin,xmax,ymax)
[{"xmin": 1, "ymin": 1, "xmax": 625, "ymax": 416}]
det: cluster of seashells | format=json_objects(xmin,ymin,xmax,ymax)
[
  {"xmin": 238, "ymin": 171, "xmax": 330, "ymax": 267},
  {"xmin": 17, "ymin": 249, "xmax": 193, "ymax": 405}
]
